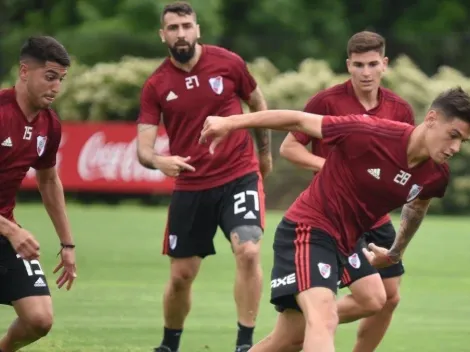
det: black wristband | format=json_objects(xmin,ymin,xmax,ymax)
[
  {"xmin": 61, "ymin": 243, "xmax": 75, "ymax": 249},
  {"xmin": 57, "ymin": 243, "xmax": 75, "ymax": 257}
]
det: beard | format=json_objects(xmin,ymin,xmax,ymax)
[{"xmin": 169, "ymin": 41, "xmax": 196, "ymax": 64}]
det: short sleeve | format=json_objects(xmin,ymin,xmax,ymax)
[
  {"xmin": 419, "ymin": 164, "xmax": 450, "ymax": 200},
  {"xmin": 137, "ymin": 79, "xmax": 161, "ymax": 125},
  {"xmin": 321, "ymin": 114, "xmax": 376, "ymax": 148},
  {"xmin": 292, "ymin": 94, "xmax": 330, "ymax": 145},
  {"xmin": 33, "ymin": 117, "xmax": 61, "ymax": 170},
  {"xmin": 230, "ymin": 54, "xmax": 257, "ymax": 101}
]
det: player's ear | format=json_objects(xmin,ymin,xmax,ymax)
[
  {"xmin": 18, "ymin": 62, "xmax": 29, "ymax": 81},
  {"xmin": 196, "ymin": 24, "xmax": 201, "ymax": 39},
  {"xmin": 346, "ymin": 58, "xmax": 352, "ymax": 73},
  {"xmin": 159, "ymin": 29, "xmax": 165, "ymax": 43},
  {"xmin": 424, "ymin": 110, "xmax": 438, "ymax": 128},
  {"xmin": 382, "ymin": 56, "xmax": 389, "ymax": 71}
]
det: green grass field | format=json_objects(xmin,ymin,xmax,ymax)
[{"xmin": 1, "ymin": 203, "xmax": 468, "ymax": 352}]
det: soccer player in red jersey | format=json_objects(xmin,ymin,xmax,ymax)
[
  {"xmin": 199, "ymin": 86, "xmax": 469, "ymax": 352},
  {"xmin": 0, "ymin": 36, "xmax": 76, "ymax": 351},
  {"xmin": 136, "ymin": 2, "xmax": 271, "ymax": 352},
  {"xmin": 280, "ymin": 31, "xmax": 414, "ymax": 351}
]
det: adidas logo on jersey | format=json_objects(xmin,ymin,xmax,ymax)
[
  {"xmin": 1, "ymin": 137, "xmax": 12, "ymax": 147},
  {"xmin": 367, "ymin": 168, "xmax": 381, "ymax": 179},
  {"xmin": 166, "ymin": 91, "xmax": 178, "ymax": 101},
  {"xmin": 34, "ymin": 277, "xmax": 46, "ymax": 288}
]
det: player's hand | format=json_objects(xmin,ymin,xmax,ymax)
[
  {"xmin": 53, "ymin": 247, "xmax": 77, "ymax": 290},
  {"xmin": 258, "ymin": 153, "xmax": 273, "ymax": 179},
  {"xmin": 9, "ymin": 228, "xmax": 40, "ymax": 261},
  {"xmin": 199, "ymin": 116, "xmax": 233, "ymax": 154},
  {"xmin": 154, "ymin": 155, "xmax": 196, "ymax": 177},
  {"xmin": 362, "ymin": 243, "xmax": 398, "ymax": 269}
]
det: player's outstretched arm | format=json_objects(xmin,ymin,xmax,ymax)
[
  {"xmin": 200, "ymin": 110, "xmax": 324, "ymax": 153},
  {"xmin": 388, "ymin": 197, "xmax": 431, "ymax": 261},
  {"xmin": 279, "ymin": 133, "xmax": 325, "ymax": 172},
  {"xmin": 231, "ymin": 110, "xmax": 324, "ymax": 137}
]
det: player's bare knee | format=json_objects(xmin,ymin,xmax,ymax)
[
  {"xmin": 231, "ymin": 225, "xmax": 262, "ymax": 263},
  {"xmin": 384, "ymin": 291, "xmax": 401, "ymax": 312},
  {"xmin": 361, "ymin": 291, "xmax": 387, "ymax": 316},
  {"xmin": 23, "ymin": 309, "xmax": 53, "ymax": 337},
  {"xmin": 170, "ymin": 259, "xmax": 199, "ymax": 290}
]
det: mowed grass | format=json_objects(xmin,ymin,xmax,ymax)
[{"xmin": 0, "ymin": 203, "xmax": 468, "ymax": 351}]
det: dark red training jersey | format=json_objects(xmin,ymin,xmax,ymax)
[
  {"xmin": 291, "ymin": 80, "xmax": 415, "ymax": 229},
  {"xmin": 0, "ymin": 88, "xmax": 62, "ymax": 223},
  {"xmin": 138, "ymin": 45, "xmax": 259, "ymax": 191},
  {"xmin": 285, "ymin": 114, "xmax": 449, "ymax": 256}
]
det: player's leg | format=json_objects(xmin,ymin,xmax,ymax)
[
  {"xmin": 336, "ymin": 238, "xmax": 386, "ymax": 324},
  {"xmin": 352, "ymin": 277, "xmax": 401, "ymax": 352},
  {"xmin": 156, "ymin": 190, "xmax": 218, "ymax": 352},
  {"xmin": 248, "ymin": 309, "xmax": 304, "ymax": 352},
  {"xmin": 0, "ymin": 239, "xmax": 52, "ymax": 351},
  {"xmin": 220, "ymin": 172, "xmax": 264, "ymax": 351},
  {"xmin": 270, "ymin": 221, "xmax": 341, "ymax": 352},
  {"xmin": 352, "ymin": 222, "xmax": 403, "ymax": 352}
]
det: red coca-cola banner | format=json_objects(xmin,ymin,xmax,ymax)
[{"xmin": 21, "ymin": 123, "xmax": 175, "ymax": 194}]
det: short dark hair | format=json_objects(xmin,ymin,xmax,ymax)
[
  {"xmin": 161, "ymin": 1, "xmax": 195, "ymax": 25},
  {"xmin": 347, "ymin": 31, "xmax": 385, "ymax": 57},
  {"xmin": 20, "ymin": 36, "xmax": 70, "ymax": 67},
  {"xmin": 430, "ymin": 86, "xmax": 470, "ymax": 123}
]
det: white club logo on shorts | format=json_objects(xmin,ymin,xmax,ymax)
[
  {"xmin": 169, "ymin": 234, "xmax": 177, "ymax": 250},
  {"xmin": 318, "ymin": 262, "xmax": 331, "ymax": 279},
  {"xmin": 348, "ymin": 253, "xmax": 361, "ymax": 269}
]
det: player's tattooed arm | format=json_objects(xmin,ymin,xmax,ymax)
[
  {"xmin": 246, "ymin": 87, "xmax": 271, "ymax": 155},
  {"xmin": 136, "ymin": 124, "xmax": 158, "ymax": 169},
  {"xmin": 388, "ymin": 197, "xmax": 431, "ymax": 261}
]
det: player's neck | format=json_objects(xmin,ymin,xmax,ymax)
[
  {"xmin": 351, "ymin": 81, "xmax": 379, "ymax": 111},
  {"xmin": 170, "ymin": 44, "xmax": 203, "ymax": 72},
  {"xmin": 14, "ymin": 82, "xmax": 40, "ymax": 122},
  {"xmin": 406, "ymin": 125, "xmax": 430, "ymax": 168}
]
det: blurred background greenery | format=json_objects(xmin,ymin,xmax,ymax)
[{"xmin": 3, "ymin": 0, "xmax": 470, "ymax": 213}]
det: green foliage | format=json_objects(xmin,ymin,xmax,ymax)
[{"xmin": 3, "ymin": 54, "xmax": 468, "ymax": 214}]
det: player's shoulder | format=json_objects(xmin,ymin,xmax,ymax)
[
  {"xmin": 40, "ymin": 108, "xmax": 62, "ymax": 132},
  {"xmin": 144, "ymin": 58, "xmax": 173, "ymax": 84},
  {"xmin": 304, "ymin": 82, "xmax": 348, "ymax": 111},
  {"xmin": 432, "ymin": 161, "xmax": 450, "ymax": 180},
  {"xmin": 381, "ymin": 87, "xmax": 413, "ymax": 111},
  {"xmin": 0, "ymin": 88, "xmax": 16, "ymax": 107},
  {"xmin": 313, "ymin": 81, "xmax": 349, "ymax": 101},
  {"xmin": 204, "ymin": 44, "xmax": 245, "ymax": 66}
]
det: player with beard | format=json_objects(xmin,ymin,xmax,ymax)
[
  {"xmin": 0, "ymin": 36, "xmax": 76, "ymax": 352},
  {"xmin": 199, "ymin": 86, "xmax": 469, "ymax": 352},
  {"xmin": 279, "ymin": 31, "xmax": 414, "ymax": 352},
  {"xmin": 136, "ymin": 2, "xmax": 271, "ymax": 352}
]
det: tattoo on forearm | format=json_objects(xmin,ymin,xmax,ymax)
[
  {"xmin": 254, "ymin": 128, "xmax": 271, "ymax": 155},
  {"xmin": 389, "ymin": 202, "xmax": 428, "ymax": 259}
]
